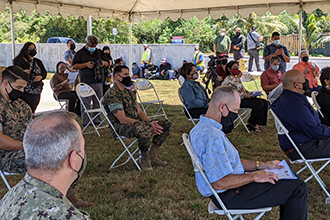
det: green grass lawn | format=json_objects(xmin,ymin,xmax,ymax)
[{"xmin": 1, "ymin": 78, "xmax": 330, "ymax": 219}]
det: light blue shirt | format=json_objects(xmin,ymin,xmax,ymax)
[
  {"xmin": 190, "ymin": 115, "xmax": 245, "ymax": 197},
  {"xmin": 247, "ymin": 31, "xmax": 261, "ymax": 50}
]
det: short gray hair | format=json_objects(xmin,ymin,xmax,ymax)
[
  {"xmin": 270, "ymin": 55, "xmax": 280, "ymax": 64},
  {"xmin": 24, "ymin": 111, "xmax": 80, "ymax": 173},
  {"xmin": 210, "ymin": 85, "xmax": 237, "ymax": 106},
  {"xmin": 85, "ymin": 35, "xmax": 98, "ymax": 46}
]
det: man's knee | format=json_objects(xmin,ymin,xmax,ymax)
[{"xmin": 1, "ymin": 150, "xmax": 26, "ymax": 174}]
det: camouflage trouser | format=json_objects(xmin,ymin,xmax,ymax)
[
  {"xmin": 113, "ymin": 119, "xmax": 172, "ymax": 152},
  {"xmin": 0, "ymin": 150, "xmax": 26, "ymax": 174}
]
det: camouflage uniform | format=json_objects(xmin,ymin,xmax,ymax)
[
  {"xmin": 0, "ymin": 93, "xmax": 32, "ymax": 174},
  {"xmin": 101, "ymin": 84, "xmax": 172, "ymax": 152},
  {"xmin": 0, "ymin": 173, "xmax": 91, "ymax": 219}
]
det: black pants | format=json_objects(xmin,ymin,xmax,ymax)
[
  {"xmin": 58, "ymin": 91, "xmax": 81, "ymax": 116},
  {"xmin": 21, "ymin": 92, "xmax": 40, "ymax": 113},
  {"xmin": 240, "ymin": 98, "xmax": 268, "ymax": 126},
  {"xmin": 288, "ymin": 136, "xmax": 330, "ymax": 161},
  {"xmin": 211, "ymin": 178, "xmax": 308, "ymax": 220}
]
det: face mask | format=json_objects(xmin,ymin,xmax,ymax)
[
  {"xmin": 72, "ymin": 152, "xmax": 87, "ymax": 187},
  {"xmin": 220, "ymin": 32, "xmax": 225, "ymax": 36},
  {"xmin": 271, "ymin": 65, "xmax": 279, "ymax": 71},
  {"xmin": 119, "ymin": 75, "xmax": 133, "ymax": 87},
  {"xmin": 221, "ymin": 59, "xmax": 228, "ymax": 65},
  {"xmin": 88, "ymin": 47, "xmax": 96, "ymax": 52},
  {"xmin": 194, "ymin": 51, "xmax": 199, "ymax": 54},
  {"xmin": 192, "ymin": 73, "xmax": 198, "ymax": 79},
  {"xmin": 302, "ymin": 80, "xmax": 309, "ymax": 91},
  {"xmin": 59, "ymin": 66, "xmax": 66, "ymax": 73},
  {"xmin": 231, "ymin": 69, "xmax": 240, "ymax": 75},
  {"xmin": 28, "ymin": 49, "xmax": 37, "ymax": 57},
  {"xmin": 221, "ymin": 105, "xmax": 238, "ymax": 127},
  {"xmin": 6, "ymin": 82, "xmax": 24, "ymax": 101},
  {"xmin": 274, "ymin": 40, "xmax": 281, "ymax": 46},
  {"xmin": 70, "ymin": 44, "xmax": 76, "ymax": 50},
  {"xmin": 236, "ymin": 32, "xmax": 241, "ymax": 36},
  {"xmin": 302, "ymin": 56, "xmax": 309, "ymax": 63}
]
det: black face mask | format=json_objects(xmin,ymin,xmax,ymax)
[
  {"xmin": 221, "ymin": 105, "xmax": 238, "ymax": 127},
  {"xmin": 302, "ymin": 56, "xmax": 309, "ymax": 63},
  {"xmin": 28, "ymin": 49, "xmax": 37, "ymax": 57},
  {"xmin": 70, "ymin": 44, "xmax": 76, "ymax": 50},
  {"xmin": 221, "ymin": 59, "xmax": 228, "ymax": 65},
  {"xmin": 236, "ymin": 32, "xmax": 241, "ymax": 36},
  {"xmin": 6, "ymin": 82, "xmax": 24, "ymax": 101},
  {"xmin": 302, "ymin": 79, "xmax": 309, "ymax": 91},
  {"xmin": 119, "ymin": 75, "xmax": 133, "ymax": 87},
  {"xmin": 71, "ymin": 152, "xmax": 87, "ymax": 187}
]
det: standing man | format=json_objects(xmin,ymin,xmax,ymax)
[
  {"xmin": 213, "ymin": 29, "xmax": 231, "ymax": 57},
  {"xmin": 263, "ymin": 32, "xmax": 290, "ymax": 74},
  {"xmin": 192, "ymin": 47, "xmax": 205, "ymax": 72},
  {"xmin": 72, "ymin": 35, "xmax": 109, "ymax": 126},
  {"xmin": 231, "ymin": 27, "xmax": 246, "ymax": 61},
  {"xmin": 292, "ymin": 50, "xmax": 321, "ymax": 92},
  {"xmin": 0, "ymin": 111, "xmax": 91, "ymax": 219},
  {"xmin": 247, "ymin": 26, "xmax": 263, "ymax": 72},
  {"xmin": 140, "ymin": 44, "xmax": 152, "ymax": 78},
  {"xmin": 190, "ymin": 85, "xmax": 308, "ymax": 220},
  {"xmin": 63, "ymin": 39, "xmax": 76, "ymax": 68},
  {"xmin": 102, "ymin": 66, "xmax": 172, "ymax": 171}
]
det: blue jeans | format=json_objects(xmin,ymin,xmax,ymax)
[
  {"xmin": 156, "ymin": 70, "xmax": 169, "ymax": 80},
  {"xmin": 196, "ymin": 66, "xmax": 203, "ymax": 72}
]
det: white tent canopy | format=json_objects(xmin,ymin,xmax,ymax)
[{"xmin": 1, "ymin": 0, "xmax": 330, "ymax": 22}]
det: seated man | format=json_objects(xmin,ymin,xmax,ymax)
[
  {"xmin": 260, "ymin": 55, "xmax": 283, "ymax": 95},
  {"xmin": 0, "ymin": 66, "xmax": 92, "ymax": 208},
  {"xmin": 0, "ymin": 111, "xmax": 91, "ymax": 219},
  {"xmin": 292, "ymin": 50, "xmax": 321, "ymax": 92},
  {"xmin": 190, "ymin": 85, "xmax": 308, "ymax": 220},
  {"xmin": 101, "ymin": 65, "xmax": 172, "ymax": 171},
  {"xmin": 145, "ymin": 63, "xmax": 159, "ymax": 79},
  {"xmin": 156, "ymin": 58, "xmax": 171, "ymax": 80},
  {"xmin": 132, "ymin": 62, "xmax": 141, "ymax": 79},
  {"xmin": 271, "ymin": 69, "xmax": 330, "ymax": 161}
]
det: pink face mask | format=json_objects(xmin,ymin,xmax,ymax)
[{"xmin": 232, "ymin": 69, "xmax": 240, "ymax": 75}]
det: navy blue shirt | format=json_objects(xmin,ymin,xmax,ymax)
[
  {"xmin": 263, "ymin": 43, "xmax": 290, "ymax": 73},
  {"xmin": 271, "ymin": 90, "xmax": 330, "ymax": 152}
]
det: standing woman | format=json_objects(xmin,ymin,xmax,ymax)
[{"xmin": 13, "ymin": 42, "xmax": 47, "ymax": 113}]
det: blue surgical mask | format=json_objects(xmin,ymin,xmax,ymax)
[
  {"xmin": 271, "ymin": 65, "xmax": 279, "ymax": 71},
  {"xmin": 88, "ymin": 47, "xmax": 96, "ymax": 52},
  {"xmin": 274, "ymin": 40, "xmax": 280, "ymax": 46}
]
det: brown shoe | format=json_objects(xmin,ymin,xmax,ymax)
[
  {"xmin": 150, "ymin": 145, "xmax": 167, "ymax": 166},
  {"xmin": 140, "ymin": 151, "xmax": 153, "ymax": 171},
  {"xmin": 67, "ymin": 187, "xmax": 95, "ymax": 208}
]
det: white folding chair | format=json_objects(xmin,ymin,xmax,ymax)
[
  {"xmin": 270, "ymin": 109, "xmax": 330, "ymax": 204},
  {"xmin": 233, "ymin": 108, "xmax": 251, "ymax": 133},
  {"xmin": 311, "ymin": 91, "xmax": 324, "ymax": 118},
  {"xmin": 178, "ymin": 75, "xmax": 185, "ymax": 86},
  {"xmin": 0, "ymin": 168, "xmax": 19, "ymax": 190},
  {"xmin": 241, "ymin": 72, "xmax": 262, "ymax": 92},
  {"xmin": 100, "ymin": 97, "xmax": 141, "ymax": 170},
  {"xmin": 182, "ymin": 133, "xmax": 272, "ymax": 220},
  {"xmin": 50, "ymin": 81, "xmax": 69, "ymax": 111},
  {"xmin": 178, "ymin": 88, "xmax": 199, "ymax": 126},
  {"xmin": 135, "ymin": 79, "xmax": 168, "ymax": 119},
  {"xmin": 76, "ymin": 83, "xmax": 107, "ymax": 137}
]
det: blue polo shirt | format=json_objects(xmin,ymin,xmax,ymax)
[
  {"xmin": 271, "ymin": 90, "xmax": 330, "ymax": 152},
  {"xmin": 190, "ymin": 116, "xmax": 244, "ymax": 197},
  {"xmin": 263, "ymin": 43, "xmax": 290, "ymax": 73}
]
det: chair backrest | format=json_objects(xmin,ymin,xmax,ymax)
[
  {"xmin": 178, "ymin": 88, "xmax": 197, "ymax": 125},
  {"xmin": 135, "ymin": 79, "xmax": 154, "ymax": 91},
  {"xmin": 311, "ymin": 91, "xmax": 324, "ymax": 118},
  {"xmin": 241, "ymin": 72, "xmax": 260, "ymax": 90},
  {"xmin": 182, "ymin": 133, "xmax": 231, "ymax": 217},
  {"xmin": 76, "ymin": 83, "xmax": 99, "ymax": 100},
  {"xmin": 49, "ymin": 80, "xmax": 60, "ymax": 101},
  {"xmin": 178, "ymin": 75, "xmax": 185, "ymax": 86},
  {"xmin": 99, "ymin": 97, "xmax": 123, "ymax": 138}
]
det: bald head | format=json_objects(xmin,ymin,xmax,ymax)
[{"xmin": 282, "ymin": 69, "xmax": 306, "ymax": 94}]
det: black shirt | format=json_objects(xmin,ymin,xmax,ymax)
[
  {"xmin": 159, "ymin": 63, "xmax": 171, "ymax": 72},
  {"xmin": 72, "ymin": 46, "xmax": 109, "ymax": 84},
  {"xmin": 231, "ymin": 34, "xmax": 246, "ymax": 50}
]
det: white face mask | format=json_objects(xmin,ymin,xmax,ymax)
[
  {"xmin": 194, "ymin": 51, "xmax": 198, "ymax": 54},
  {"xmin": 271, "ymin": 65, "xmax": 279, "ymax": 71},
  {"xmin": 220, "ymin": 32, "xmax": 225, "ymax": 37}
]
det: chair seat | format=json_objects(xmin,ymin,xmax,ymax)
[
  {"xmin": 141, "ymin": 100, "xmax": 164, "ymax": 104},
  {"xmin": 290, "ymin": 157, "xmax": 330, "ymax": 164},
  {"xmin": 58, "ymin": 99, "xmax": 69, "ymax": 102},
  {"xmin": 208, "ymin": 200, "xmax": 272, "ymax": 215}
]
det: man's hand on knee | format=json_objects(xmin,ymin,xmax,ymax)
[{"xmin": 150, "ymin": 121, "xmax": 163, "ymax": 135}]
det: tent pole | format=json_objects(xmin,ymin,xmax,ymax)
[
  {"xmin": 129, "ymin": 14, "xmax": 132, "ymax": 76},
  {"xmin": 9, "ymin": 1, "xmax": 15, "ymax": 60},
  {"xmin": 298, "ymin": 7, "xmax": 302, "ymax": 60},
  {"xmin": 87, "ymin": 15, "xmax": 92, "ymax": 35}
]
